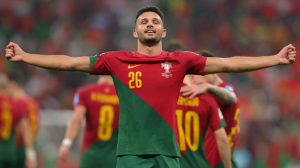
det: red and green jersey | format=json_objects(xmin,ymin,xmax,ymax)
[
  {"xmin": 13, "ymin": 96, "xmax": 39, "ymax": 168},
  {"xmin": 73, "ymin": 83, "xmax": 119, "ymax": 168},
  {"xmin": 204, "ymin": 81, "xmax": 240, "ymax": 168},
  {"xmin": 90, "ymin": 51, "xmax": 206, "ymax": 156},
  {"xmin": 0, "ymin": 95, "xmax": 23, "ymax": 142},
  {"xmin": 176, "ymin": 91, "xmax": 225, "ymax": 168},
  {"xmin": 0, "ymin": 95, "xmax": 23, "ymax": 167},
  {"xmin": 14, "ymin": 96, "xmax": 40, "ymax": 146}
]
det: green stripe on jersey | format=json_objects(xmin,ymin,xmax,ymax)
[
  {"xmin": 112, "ymin": 75, "xmax": 180, "ymax": 156},
  {"xmin": 180, "ymin": 132, "xmax": 209, "ymax": 168},
  {"xmin": 80, "ymin": 131, "xmax": 118, "ymax": 168},
  {"xmin": 0, "ymin": 133, "xmax": 17, "ymax": 167}
]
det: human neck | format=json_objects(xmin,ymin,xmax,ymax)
[{"xmin": 137, "ymin": 41, "xmax": 163, "ymax": 56}]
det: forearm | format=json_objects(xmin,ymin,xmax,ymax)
[
  {"xmin": 224, "ymin": 55, "xmax": 280, "ymax": 72},
  {"xmin": 19, "ymin": 119, "xmax": 36, "ymax": 160},
  {"xmin": 63, "ymin": 118, "xmax": 81, "ymax": 145},
  {"xmin": 205, "ymin": 56, "xmax": 281, "ymax": 74},
  {"xmin": 23, "ymin": 53, "xmax": 90, "ymax": 71},
  {"xmin": 207, "ymin": 85, "xmax": 236, "ymax": 104},
  {"xmin": 215, "ymin": 129, "xmax": 232, "ymax": 168}
]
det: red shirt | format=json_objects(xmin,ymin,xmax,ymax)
[
  {"xmin": 90, "ymin": 51, "xmax": 207, "ymax": 156},
  {"xmin": 14, "ymin": 96, "xmax": 40, "ymax": 145},
  {"xmin": 73, "ymin": 83, "xmax": 119, "ymax": 152},
  {"xmin": 0, "ymin": 95, "xmax": 23, "ymax": 141},
  {"xmin": 204, "ymin": 81, "xmax": 240, "ymax": 167},
  {"xmin": 177, "ymin": 92, "xmax": 224, "ymax": 167}
]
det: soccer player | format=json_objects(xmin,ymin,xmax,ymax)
[
  {"xmin": 58, "ymin": 76, "xmax": 119, "ymax": 168},
  {"xmin": 4, "ymin": 5, "xmax": 296, "ymax": 168},
  {"xmin": 177, "ymin": 75, "xmax": 232, "ymax": 168},
  {"xmin": 8, "ymin": 81, "xmax": 39, "ymax": 168},
  {"xmin": 0, "ymin": 75, "xmax": 37, "ymax": 168},
  {"xmin": 181, "ymin": 50, "xmax": 240, "ymax": 168}
]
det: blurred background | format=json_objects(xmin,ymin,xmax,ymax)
[{"xmin": 1, "ymin": 0, "xmax": 300, "ymax": 167}]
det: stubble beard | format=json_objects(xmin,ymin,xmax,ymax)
[{"xmin": 139, "ymin": 36, "xmax": 161, "ymax": 47}]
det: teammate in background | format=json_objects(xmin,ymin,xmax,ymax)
[
  {"xmin": 177, "ymin": 75, "xmax": 231, "ymax": 168},
  {"xmin": 8, "ymin": 81, "xmax": 40, "ymax": 168},
  {"xmin": 5, "ymin": 5, "xmax": 296, "ymax": 168},
  {"xmin": 181, "ymin": 50, "xmax": 240, "ymax": 168},
  {"xmin": 0, "ymin": 74, "xmax": 37, "ymax": 168},
  {"xmin": 58, "ymin": 76, "xmax": 119, "ymax": 168}
]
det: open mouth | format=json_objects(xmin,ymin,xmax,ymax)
[{"xmin": 144, "ymin": 30, "xmax": 156, "ymax": 34}]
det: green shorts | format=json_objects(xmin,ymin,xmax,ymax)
[
  {"xmin": 116, "ymin": 155, "xmax": 180, "ymax": 168},
  {"xmin": 15, "ymin": 146, "xmax": 26, "ymax": 168},
  {"xmin": 0, "ymin": 140, "xmax": 17, "ymax": 168}
]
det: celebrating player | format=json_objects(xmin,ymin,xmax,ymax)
[
  {"xmin": 4, "ymin": 5, "xmax": 296, "ymax": 168},
  {"xmin": 181, "ymin": 50, "xmax": 240, "ymax": 167},
  {"xmin": 177, "ymin": 75, "xmax": 232, "ymax": 168},
  {"xmin": 58, "ymin": 76, "xmax": 119, "ymax": 168}
]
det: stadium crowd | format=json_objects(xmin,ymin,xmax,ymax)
[{"xmin": 1, "ymin": 0, "xmax": 300, "ymax": 167}]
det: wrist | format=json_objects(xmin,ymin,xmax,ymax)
[
  {"xmin": 62, "ymin": 138, "xmax": 73, "ymax": 147},
  {"xmin": 26, "ymin": 148, "xmax": 37, "ymax": 160}
]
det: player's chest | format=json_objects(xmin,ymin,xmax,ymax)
[{"xmin": 112, "ymin": 62, "xmax": 186, "ymax": 90}]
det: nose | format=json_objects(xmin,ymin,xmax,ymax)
[{"xmin": 147, "ymin": 24, "xmax": 154, "ymax": 29}]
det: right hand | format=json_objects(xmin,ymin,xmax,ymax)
[
  {"xmin": 5, "ymin": 42, "xmax": 25, "ymax": 61},
  {"xmin": 58, "ymin": 145, "xmax": 70, "ymax": 162}
]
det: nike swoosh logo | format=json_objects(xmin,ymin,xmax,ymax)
[{"xmin": 128, "ymin": 64, "xmax": 141, "ymax": 69}]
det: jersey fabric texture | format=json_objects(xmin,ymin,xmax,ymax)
[
  {"xmin": 176, "ymin": 92, "xmax": 225, "ymax": 168},
  {"xmin": 204, "ymin": 81, "xmax": 240, "ymax": 168},
  {"xmin": 14, "ymin": 96, "xmax": 40, "ymax": 168},
  {"xmin": 116, "ymin": 155, "xmax": 180, "ymax": 168},
  {"xmin": 90, "ymin": 51, "xmax": 207, "ymax": 157},
  {"xmin": 0, "ymin": 95, "xmax": 23, "ymax": 168},
  {"xmin": 74, "ymin": 83, "xmax": 119, "ymax": 168}
]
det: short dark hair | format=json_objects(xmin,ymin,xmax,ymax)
[
  {"xmin": 199, "ymin": 50, "xmax": 215, "ymax": 57},
  {"xmin": 135, "ymin": 6, "xmax": 164, "ymax": 23}
]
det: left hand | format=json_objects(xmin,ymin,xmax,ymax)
[
  {"xmin": 180, "ymin": 83, "xmax": 210, "ymax": 99},
  {"xmin": 276, "ymin": 44, "xmax": 296, "ymax": 64}
]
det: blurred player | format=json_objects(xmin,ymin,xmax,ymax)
[
  {"xmin": 182, "ymin": 50, "xmax": 240, "ymax": 168},
  {"xmin": 177, "ymin": 75, "xmax": 232, "ymax": 168},
  {"xmin": 8, "ymin": 80, "xmax": 39, "ymax": 168},
  {"xmin": 58, "ymin": 76, "xmax": 119, "ymax": 168},
  {"xmin": 0, "ymin": 74, "xmax": 37, "ymax": 168},
  {"xmin": 5, "ymin": 5, "xmax": 296, "ymax": 168}
]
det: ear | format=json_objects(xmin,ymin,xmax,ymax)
[
  {"xmin": 162, "ymin": 28, "xmax": 167, "ymax": 38},
  {"xmin": 133, "ymin": 29, "xmax": 138, "ymax": 38}
]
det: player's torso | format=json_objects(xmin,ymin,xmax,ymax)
[
  {"xmin": 218, "ymin": 82, "xmax": 240, "ymax": 149},
  {"xmin": 81, "ymin": 84, "xmax": 119, "ymax": 151},
  {"xmin": 91, "ymin": 51, "xmax": 206, "ymax": 156},
  {"xmin": 0, "ymin": 95, "xmax": 19, "ymax": 142},
  {"xmin": 176, "ymin": 94, "xmax": 214, "ymax": 168}
]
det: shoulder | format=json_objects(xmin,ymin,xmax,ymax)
[
  {"xmin": 199, "ymin": 93, "xmax": 218, "ymax": 106},
  {"xmin": 169, "ymin": 51, "xmax": 200, "ymax": 57},
  {"xmin": 219, "ymin": 81, "xmax": 235, "ymax": 92},
  {"xmin": 77, "ymin": 84, "xmax": 98, "ymax": 94},
  {"xmin": 99, "ymin": 51, "xmax": 131, "ymax": 57}
]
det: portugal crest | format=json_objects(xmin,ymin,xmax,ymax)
[{"xmin": 161, "ymin": 62, "xmax": 172, "ymax": 78}]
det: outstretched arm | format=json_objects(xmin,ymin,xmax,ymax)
[
  {"xmin": 204, "ymin": 44, "xmax": 296, "ymax": 74},
  {"xmin": 5, "ymin": 42, "xmax": 91, "ymax": 72},
  {"xmin": 215, "ymin": 128, "xmax": 232, "ymax": 168},
  {"xmin": 58, "ymin": 105, "xmax": 86, "ymax": 161}
]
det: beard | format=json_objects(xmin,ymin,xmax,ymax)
[
  {"xmin": 138, "ymin": 31, "xmax": 162, "ymax": 47},
  {"xmin": 140, "ymin": 37, "xmax": 160, "ymax": 47}
]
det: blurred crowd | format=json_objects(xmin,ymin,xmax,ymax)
[{"xmin": 1, "ymin": 0, "xmax": 300, "ymax": 167}]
